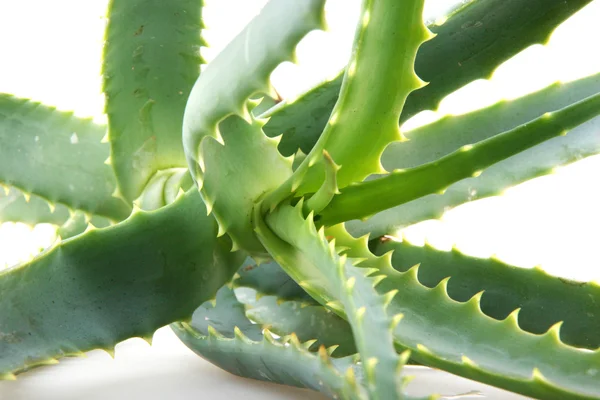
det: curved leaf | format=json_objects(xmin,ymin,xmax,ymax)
[
  {"xmin": 261, "ymin": 0, "xmax": 593, "ymax": 157},
  {"xmin": 183, "ymin": 0, "xmax": 326, "ymax": 256},
  {"xmin": 238, "ymin": 288, "xmax": 357, "ymax": 357},
  {"xmin": 326, "ymin": 225, "xmax": 600, "ymax": 399},
  {"xmin": 321, "ymin": 91, "xmax": 600, "ymax": 225},
  {"xmin": 172, "ymin": 286, "xmax": 365, "ymax": 400},
  {"xmin": 263, "ymin": 0, "xmax": 432, "ymax": 209},
  {"xmin": 255, "ymin": 202, "xmax": 416, "ymax": 399}
]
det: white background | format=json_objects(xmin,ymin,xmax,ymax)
[{"xmin": 0, "ymin": 0, "xmax": 599, "ymax": 398}]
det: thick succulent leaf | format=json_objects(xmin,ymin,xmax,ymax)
[
  {"xmin": 0, "ymin": 186, "xmax": 69, "ymax": 226},
  {"xmin": 264, "ymin": 0, "xmax": 432, "ymax": 208},
  {"xmin": 0, "ymin": 94, "xmax": 130, "ymax": 222},
  {"xmin": 349, "ymin": 125, "xmax": 600, "ymax": 238},
  {"xmin": 383, "ymin": 72, "xmax": 600, "ymax": 170},
  {"xmin": 172, "ymin": 286, "xmax": 366, "ymax": 400},
  {"xmin": 234, "ymin": 258, "xmax": 316, "ymax": 302},
  {"xmin": 325, "ymin": 225, "xmax": 600, "ymax": 400},
  {"xmin": 183, "ymin": 0, "xmax": 326, "ymax": 256},
  {"xmin": 261, "ymin": 0, "xmax": 593, "ymax": 157},
  {"xmin": 103, "ymin": 0, "xmax": 204, "ymax": 202},
  {"xmin": 373, "ymin": 239, "xmax": 600, "ymax": 350},
  {"xmin": 405, "ymin": 0, "xmax": 593, "ymax": 121},
  {"xmin": 320, "ymin": 91, "xmax": 600, "ymax": 225},
  {"xmin": 0, "ymin": 190, "xmax": 242, "ymax": 378},
  {"xmin": 255, "ymin": 202, "xmax": 415, "ymax": 399},
  {"xmin": 236, "ymin": 287, "xmax": 357, "ymax": 357}
]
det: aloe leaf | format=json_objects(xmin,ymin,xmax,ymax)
[
  {"xmin": 405, "ymin": 0, "xmax": 592, "ymax": 121},
  {"xmin": 237, "ymin": 288, "xmax": 357, "ymax": 357},
  {"xmin": 374, "ymin": 239, "xmax": 600, "ymax": 351},
  {"xmin": 383, "ymin": 72, "xmax": 600, "ymax": 170},
  {"xmin": 172, "ymin": 286, "xmax": 366, "ymax": 400},
  {"xmin": 0, "ymin": 190, "xmax": 242, "ymax": 378},
  {"xmin": 183, "ymin": 0, "xmax": 326, "ymax": 256},
  {"xmin": 0, "ymin": 94, "xmax": 130, "ymax": 222},
  {"xmin": 324, "ymin": 225, "xmax": 600, "ymax": 399},
  {"xmin": 234, "ymin": 258, "xmax": 316, "ymax": 302},
  {"xmin": 347, "ymin": 73, "xmax": 600, "ymax": 237},
  {"xmin": 320, "ymin": 91, "xmax": 600, "ymax": 225},
  {"xmin": 103, "ymin": 0, "xmax": 204, "ymax": 202},
  {"xmin": 351, "ymin": 134, "xmax": 600, "ymax": 237},
  {"xmin": 255, "ymin": 202, "xmax": 417, "ymax": 399},
  {"xmin": 264, "ymin": 0, "xmax": 432, "ymax": 209},
  {"xmin": 0, "ymin": 186, "xmax": 69, "ymax": 226},
  {"xmin": 261, "ymin": 0, "xmax": 593, "ymax": 157}
]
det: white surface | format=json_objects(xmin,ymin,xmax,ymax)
[{"xmin": 0, "ymin": 0, "xmax": 599, "ymax": 398}]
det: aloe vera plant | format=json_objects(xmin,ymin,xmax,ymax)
[{"xmin": 1, "ymin": 0, "xmax": 599, "ymax": 398}]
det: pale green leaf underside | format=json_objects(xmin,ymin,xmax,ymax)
[
  {"xmin": 172, "ymin": 285, "xmax": 365, "ymax": 400},
  {"xmin": 103, "ymin": 0, "xmax": 204, "ymax": 202},
  {"xmin": 237, "ymin": 287, "xmax": 357, "ymax": 357},
  {"xmin": 0, "ymin": 94, "xmax": 130, "ymax": 222}
]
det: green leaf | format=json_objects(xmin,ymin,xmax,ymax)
[
  {"xmin": 103, "ymin": 0, "xmax": 204, "ymax": 202},
  {"xmin": 234, "ymin": 258, "xmax": 316, "ymax": 302},
  {"xmin": 320, "ymin": 91, "xmax": 600, "ymax": 225},
  {"xmin": 326, "ymin": 224, "xmax": 600, "ymax": 399},
  {"xmin": 183, "ymin": 0, "xmax": 326, "ymax": 256},
  {"xmin": 255, "ymin": 202, "xmax": 415, "ymax": 399},
  {"xmin": 0, "ymin": 186, "xmax": 69, "ymax": 226},
  {"xmin": 263, "ymin": 0, "xmax": 432, "ymax": 209},
  {"xmin": 374, "ymin": 239, "xmax": 600, "ymax": 350},
  {"xmin": 237, "ymin": 287, "xmax": 357, "ymax": 357},
  {"xmin": 172, "ymin": 286, "xmax": 366, "ymax": 400},
  {"xmin": 382, "ymin": 72, "xmax": 600, "ymax": 170},
  {"xmin": 347, "ymin": 77, "xmax": 600, "ymax": 237},
  {"xmin": 0, "ymin": 190, "xmax": 242, "ymax": 378},
  {"xmin": 261, "ymin": 0, "xmax": 593, "ymax": 157},
  {"xmin": 0, "ymin": 95, "xmax": 130, "ymax": 222},
  {"xmin": 406, "ymin": 0, "xmax": 593, "ymax": 122}
]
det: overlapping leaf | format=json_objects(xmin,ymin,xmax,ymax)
[
  {"xmin": 320, "ymin": 91, "xmax": 600, "ymax": 224},
  {"xmin": 261, "ymin": 0, "xmax": 593, "ymax": 157},
  {"xmin": 0, "ymin": 191, "xmax": 242, "ymax": 378},
  {"xmin": 182, "ymin": 0, "xmax": 326, "ymax": 256},
  {"xmin": 172, "ymin": 285, "xmax": 366, "ymax": 400}
]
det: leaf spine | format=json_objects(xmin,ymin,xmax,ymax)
[{"xmin": 207, "ymin": 325, "xmax": 224, "ymax": 339}]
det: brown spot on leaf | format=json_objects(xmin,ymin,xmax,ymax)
[{"xmin": 134, "ymin": 25, "xmax": 144, "ymax": 36}]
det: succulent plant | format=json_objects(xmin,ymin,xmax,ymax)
[{"xmin": 1, "ymin": 0, "xmax": 599, "ymax": 398}]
